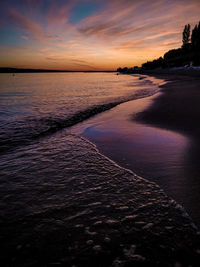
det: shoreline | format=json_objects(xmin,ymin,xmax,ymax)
[
  {"xmin": 2, "ymin": 72, "xmax": 200, "ymax": 266},
  {"xmin": 2, "ymin": 131, "xmax": 200, "ymax": 266},
  {"xmin": 70, "ymin": 73, "xmax": 200, "ymax": 227}
]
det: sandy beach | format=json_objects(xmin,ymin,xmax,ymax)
[
  {"xmin": 2, "ymin": 72, "xmax": 200, "ymax": 266},
  {"xmin": 136, "ymin": 74, "xmax": 200, "ymax": 224},
  {"xmin": 2, "ymin": 0, "xmax": 200, "ymax": 265},
  {"xmin": 71, "ymin": 73, "xmax": 200, "ymax": 228},
  {"xmin": 136, "ymin": 74, "xmax": 200, "ymax": 137}
]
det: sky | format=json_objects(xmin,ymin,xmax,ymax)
[{"xmin": 0, "ymin": 0, "xmax": 200, "ymax": 71}]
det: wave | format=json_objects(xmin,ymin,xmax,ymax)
[
  {"xmin": 80, "ymin": 134, "xmax": 196, "ymax": 228},
  {"xmin": 0, "ymin": 132, "xmax": 199, "ymax": 266},
  {"xmin": 0, "ymin": 87, "xmax": 160, "ymax": 154},
  {"xmin": 35, "ymin": 86, "xmax": 158, "ymax": 136},
  {"xmin": 35, "ymin": 87, "xmax": 159, "ymax": 137},
  {"xmin": 34, "ymin": 102, "xmax": 122, "ymax": 137}
]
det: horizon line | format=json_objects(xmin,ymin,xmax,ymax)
[{"xmin": 0, "ymin": 67, "xmax": 116, "ymax": 73}]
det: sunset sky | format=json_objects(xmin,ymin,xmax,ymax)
[{"xmin": 1, "ymin": 0, "xmax": 200, "ymax": 70}]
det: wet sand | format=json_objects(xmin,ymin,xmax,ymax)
[
  {"xmin": 2, "ymin": 74, "xmax": 200, "ymax": 266},
  {"xmin": 136, "ymin": 74, "xmax": 200, "ymax": 225},
  {"xmin": 71, "ymin": 74, "xmax": 200, "ymax": 227},
  {"xmin": 136, "ymin": 74, "xmax": 200, "ymax": 137},
  {"xmin": 1, "ymin": 132, "xmax": 200, "ymax": 267}
]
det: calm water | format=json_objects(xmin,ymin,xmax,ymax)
[
  {"xmin": 0, "ymin": 73, "xmax": 199, "ymax": 266},
  {"xmin": 0, "ymin": 72, "xmax": 160, "ymax": 153}
]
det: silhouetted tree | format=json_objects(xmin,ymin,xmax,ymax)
[
  {"xmin": 142, "ymin": 57, "xmax": 164, "ymax": 70},
  {"xmin": 191, "ymin": 22, "xmax": 200, "ymax": 50},
  {"xmin": 117, "ymin": 21, "xmax": 200, "ymax": 72},
  {"xmin": 182, "ymin": 24, "xmax": 190, "ymax": 47},
  {"xmin": 117, "ymin": 67, "xmax": 129, "ymax": 73},
  {"xmin": 191, "ymin": 21, "xmax": 200, "ymax": 65},
  {"xmin": 191, "ymin": 25, "xmax": 198, "ymax": 49}
]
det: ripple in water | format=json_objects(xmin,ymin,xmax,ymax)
[
  {"xmin": 0, "ymin": 73, "xmax": 199, "ymax": 266},
  {"xmin": 0, "ymin": 133, "xmax": 200, "ymax": 266}
]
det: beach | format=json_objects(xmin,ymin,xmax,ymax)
[
  {"xmin": 2, "ymin": 0, "xmax": 200, "ymax": 265},
  {"xmin": 1, "ymin": 72, "xmax": 200, "ymax": 266},
  {"xmin": 136, "ymin": 73, "xmax": 200, "ymax": 137},
  {"xmin": 71, "ymin": 73, "xmax": 200, "ymax": 228}
]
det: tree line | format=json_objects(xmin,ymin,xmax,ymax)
[{"xmin": 117, "ymin": 21, "xmax": 200, "ymax": 72}]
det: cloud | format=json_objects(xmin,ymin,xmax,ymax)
[
  {"xmin": 45, "ymin": 54, "xmax": 96, "ymax": 69},
  {"xmin": 71, "ymin": 58, "xmax": 91, "ymax": 64},
  {"xmin": 2, "ymin": 0, "xmax": 200, "ymax": 70},
  {"xmin": 78, "ymin": 0, "xmax": 200, "ymax": 41},
  {"xmin": 117, "ymin": 32, "xmax": 180, "ymax": 50},
  {"xmin": 20, "ymin": 0, "xmax": 43, "ymax": 7},
  {"xmin": 46, "ymin": 1, "xmax": 75, "ymax": 27},
  {"xmin": 76, "ymin": 0, "xmax": 200, "ymax": 62},
  {"xmin": 78, "ymin": 0, "xmax": 155, "ymax": 38},
  {"xmin": 21, "ymin": 35, "xmax": 29, "ymax": 40},
  {"xmin": 46, "ymin": 57, "xmax": 60, "ymax": 61},
  {"xmin": 9, "ymin": 8, "xmax": 56, "ymax": 42},
  {"xmin": 72, "ymin": 62, "xmax": 97, "ymax": 69}
]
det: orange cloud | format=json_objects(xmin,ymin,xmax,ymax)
[
  {"xmin": 2, "ymin": 0, "xmax": 200, "ymax": 70},
  {"xmin": 78, "ymin": 0, "xmax": 200, "ymax": 42},
  {"xmin": 117, "ymin": 32, "xmax": 180, "ymax": 50}
]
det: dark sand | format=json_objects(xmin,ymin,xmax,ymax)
[
  {"xmin": 72, "ymin": 74, "xmax": 200, "ymax": 228},
  {"xmin": 136, "ymin": 74, "xmax": 200, "ymax": 138},
  {"xmin": 136, "ymin": 75, "xmax": 200, "ymax": 221},
  {"xmin": 135, "ymin": 74, "xmax": 200, "ymax": 226},
  {"xmin": 2, "ymin": 73, "xmax": 200, "ymax": 267},
  {"xmin": 68, "ymin": 73, "xmax": 200, "ymax": 266}
]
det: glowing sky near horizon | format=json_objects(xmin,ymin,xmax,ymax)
[{"xmin": 1, "ymin": 0, "xmax": 200, "ymax": 70}]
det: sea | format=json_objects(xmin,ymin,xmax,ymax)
[{"xmin": 0, "ymin": 72, "xmax": 199, "ymax": 266}]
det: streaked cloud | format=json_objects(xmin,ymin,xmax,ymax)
[
  {"xmin": 46, "ymin": 0, "xmax": 75, "ymax": 27},
  {"xmin": 1, "ymin": 0, "xmax": 200, "ymax": 70},
  {"xmin": 9, "ymin": 8, "xmax": 56, "ymax": 42},
  {"xmin": 117, "ymin": 32, "xmax": 180, "ymax": 50}
]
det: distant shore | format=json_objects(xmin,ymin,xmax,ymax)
[
  {"xmin": 136, "ymin": 67, "xmax": 200, "ymax": 77},
  {"xmin": 118, "ymin": 66, "xmax": 200, "ymax": 78}
]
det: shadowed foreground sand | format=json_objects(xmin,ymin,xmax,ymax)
[
  {"xmin": 136, "ymin": 74, "xmax": 200, "ymax": 138},
  {"xmin": 1, "ymin": 134, "xmax": 200, "ymax": 267}
]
